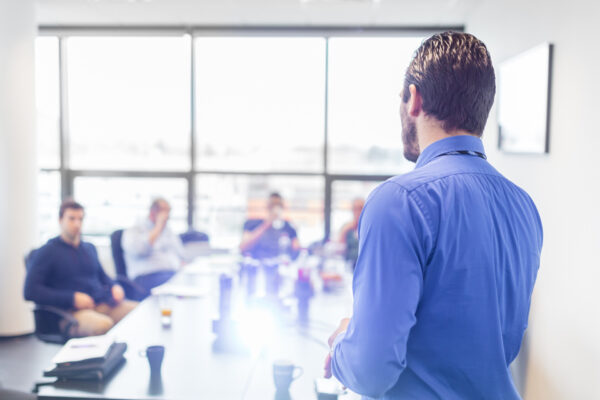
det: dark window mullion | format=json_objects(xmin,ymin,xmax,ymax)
[{"xmin": 58, "ymin": 35, "xmax": 72, "ymax": 200}]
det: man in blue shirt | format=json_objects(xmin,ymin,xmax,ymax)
[
  {"xmin": 324, "ymin": 32, "xmax": 543, "ymax": 399},
  {"xmin": 24, "ymin": 200, "xmax": 137, "ymax": 337},
  {"xmin": 239, "ymin": 192, "xmax": 301, "ymax": 260}
]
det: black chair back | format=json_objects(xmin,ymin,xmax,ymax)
[
  {"xmin": 110, "ymin": 229, "xmax": 150, "ymax": 301},
  {"xmin": 180, "ymin": 230, "xmax": 210, "ymax": 244},
  {"xmin": 110, "ymin": 229, "xmax": 127, "ymax": 277}
]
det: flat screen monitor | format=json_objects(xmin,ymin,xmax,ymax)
[{"xmin": 497, "ymin": 42, "xmax": 553, "ymax": 154}]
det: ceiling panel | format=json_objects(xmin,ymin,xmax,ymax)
[{"xmin": 36, "ymin": 0, "xmax": 480, "ymax": 27}]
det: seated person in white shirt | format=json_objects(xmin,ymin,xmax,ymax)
[{"xmin": 122, "ymin": 198, "xmax": 185, "ymax": 292}]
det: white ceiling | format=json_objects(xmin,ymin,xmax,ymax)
[{"xmin": 36, "ymin": 0, "xmax": 481, "ymax": 27}]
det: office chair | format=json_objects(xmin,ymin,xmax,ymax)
[
  {"xmin": 110, "ymin": 229, "xmax": 150, "ymax": 301},
  {"xmin": 25, "ymin": 250, "xmax": 78, "ymax": 344},
  {"xmin": 179, "ymin": 229, "xmax": 211, "ymax": 259},
  {"xmin": 179, "ymin": 229, "xmax": 210, "ymax": 244}
]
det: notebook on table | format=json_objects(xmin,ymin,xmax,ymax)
[{"xmin": 45, "ymin": 342, "xmax": 128, "ymax": 381}]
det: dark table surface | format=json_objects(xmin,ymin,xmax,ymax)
[{"xmin": 37, "ymin": 255, "xmax": 358, "ymax": 400}]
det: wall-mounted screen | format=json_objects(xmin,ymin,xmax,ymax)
[{"xmin": 498, "ymin": 42, "xmax": 553, "ymax": 154}]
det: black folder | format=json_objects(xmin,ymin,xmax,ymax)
[{"xmin": 44, "ymin": 342, "xmax": 127, "ymax": 381}]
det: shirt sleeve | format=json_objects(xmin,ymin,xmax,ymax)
[
  {"xmin": 243, "ymin": 219, "xmax": 260, "ymax": 232},
  {"xmin": 122, "ymin": 225, "xmax": 153, "ymax": 257},
  {"xmin": 330, "ymin": 182, "xmax": 433, "ymax": 398},
  {"xmin": 23, "ymin": 248, "xmax": 75, "ymax": 309},
  {"xmin": 285, "ymin": 222, "xmax": 298, "ymax": 239}
]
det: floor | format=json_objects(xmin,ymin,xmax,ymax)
[{"xmin": 0, "ymin": 334, "xmax": 61, "ymax": 393}]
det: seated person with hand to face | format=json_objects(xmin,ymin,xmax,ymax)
[
  {"xmin": 24, "ymin": 200, "xmax": 137, "ymax": 337},
  {"xmin": 239, "ymin": 192, "xmax": 301, "ymax": 260},
  {"xmin": 122, "ymin": 198, "xmax": 185, "ymax": 292},
  {"xmin": 337, "ymin": 198, "xmax": 365, "ymax": 269}
]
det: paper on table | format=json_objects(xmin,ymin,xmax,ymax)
[
  {"xmin": 182, "ymin": 259, "xmax": 237, "ymax": 276},
  {"xmin": 51, "ymin": 335, "xmax": 115, "ymax": 365}
]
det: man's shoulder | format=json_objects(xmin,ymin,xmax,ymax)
[
  {"xmin": 28, "ymin": 237, "xmax": 62, "ymax": 268},
  {"xmin": 35, "ymin": 236, "xmax": 63, "ymax": 254},
  {"xmin": 369, "ymin": 167, "xmax": 444, "ymax": 199},
  {"xmin": 243, "ymin": 219, "xmax": 264, "ymax": 231},
  {"xmin": 386, "ymin": 157, "xmax": 505, "ymax": 193},
  {"xmin": 79, "ymin": 240, "xmax": 98, "ymax": 254}
]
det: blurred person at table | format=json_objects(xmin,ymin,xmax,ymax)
[
  {"xmin": 337, "ymin": 197, "xmax": 365, "ymax": 269},
  {"xmin": 239, "ymin": 192, "xmax": 301, "ymax": 260},
  {"xmin": 24, "ymin": 199, "xmax": 137, "ymax": 337},
  {"xmin": 122, "ymin": 197, "xmax": 185, "ymax": 292},
  {"xmin": 323, "ymin": 32, "xmax": 543, "ymax": 399}
]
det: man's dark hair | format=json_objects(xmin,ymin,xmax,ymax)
[
  {"xmin": 402, "ymin": 31, "xmax": 496, "ymax": 136},
  {"xmin": 59, "ymin": 199, "xmax": 84, "ymax": 219},
  {"xmin": 269, "ymin": 192, "xmax": 283, "ymax": 200}
]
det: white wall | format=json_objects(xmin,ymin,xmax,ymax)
[
  {"xmin": 0, "ymin": 0, "xmax": 37, "ymax": 335},
  {"xmin": 467, "ymin": 0, "xmax": 600, "ymax": 398}
]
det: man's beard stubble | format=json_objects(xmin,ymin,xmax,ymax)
[{"xmin": 401, "ymin": 103, "xmax": 420, "ymax": 163}]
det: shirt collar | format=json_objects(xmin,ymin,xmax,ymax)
[{"xmin": 415, "ymin": 135, "xmax": 486, "ymax": 168}]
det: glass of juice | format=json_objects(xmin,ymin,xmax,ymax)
[{"xmin": 158, "ymin": 294, "xmax": 174, "ymax": 327}]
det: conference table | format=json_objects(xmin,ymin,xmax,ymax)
[{"xmin": 37, "ymin": 254, "xmax": 360, "ymax": 400}]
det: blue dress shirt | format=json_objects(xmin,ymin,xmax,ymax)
[
  {"xmin": 331, "ymin": 135, "xmax": 543, "ymax": 399},
  {"xmin": 121, "ymin": 219, "xmax": 185, "ymax": 280},
  {"xmin": 242, "ymin": 219, "xmax": 298, "ymax": 260}
]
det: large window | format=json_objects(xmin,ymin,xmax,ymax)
[
  {"xmin": 36, "ymin": 37, "xmax": 61, "ymax": 244},
  {"xmin": 195, "ymin": 38, "xmax": 325, "ymax": 172},
  {"xmin": 74, "ymin": 177, "xmax": 188, "ymax": 238},
  {"xmin": 327, "ymin": 37, "xmax": 424, "ymax": 175},
  {"xmin": 37, "ymin": 171, "xmax": 61, "ymax": 243},
  {"xmin": 35, "ymin": 37, "xmax": 60, "ymax": 169},
  {"xmin": 67, "ymin": 36, "xmax": 191, "ymax": 171},
  {"xmin": 34, "ymin": 30, "xmax": 443, "ymax": 248},
  {"xmin": 331, "ymin": 180, "xmax": 381, "ymax": 239}
]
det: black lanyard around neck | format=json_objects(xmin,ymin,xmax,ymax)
[{"xmin": 437, "ymin": 150, "xmax": 487, "ymax": 160}]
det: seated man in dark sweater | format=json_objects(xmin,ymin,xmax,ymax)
[
  {"xmin": 239, "ymin": 192, "xmax": 301, "ymax": 260},
  {"xmin": 24, "ymin": 200, "xmax": 137, "ymax": 337}
]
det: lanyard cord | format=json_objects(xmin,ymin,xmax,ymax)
[{"xmin": 436, "ymin": 150, "xmax": 487, "ymax": 160}]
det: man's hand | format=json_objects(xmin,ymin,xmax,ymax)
[
  {"xmin": 324, "ymin": 318, "xmax": 351, "ymax": 379},
  {"xmin": 263, "ymin": 212, "xmax": 277, "ymax": 229},
  {"xmin": 155, "ymin": 210, "xmax": 170, "ymax": 231},
  {"xmin": 112, "ymin": 285, "xmax": 125, "ymax": 303},
  {"xmin": 73, "ymin": 292, "xmax": 95, "ymax": 310},
  {"xmin": 328, "ymin": 318, "xmax": 350, "ymax": 347},
  {"xmin": 149, "ymin": 210, "xmax": 170, "ymax": 245}
]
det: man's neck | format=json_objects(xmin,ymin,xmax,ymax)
[
  {"xmin": 60, "ymin": 233, "xmax": 80, "ymax": 247},
  {"xmin": 417, "ymin": 118, "xmax": 478, "ymax": 153}
]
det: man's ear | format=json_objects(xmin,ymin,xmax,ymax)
[{"xmin": 407, "ymin": 84, "xmax": 422, "ymax": 117}]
